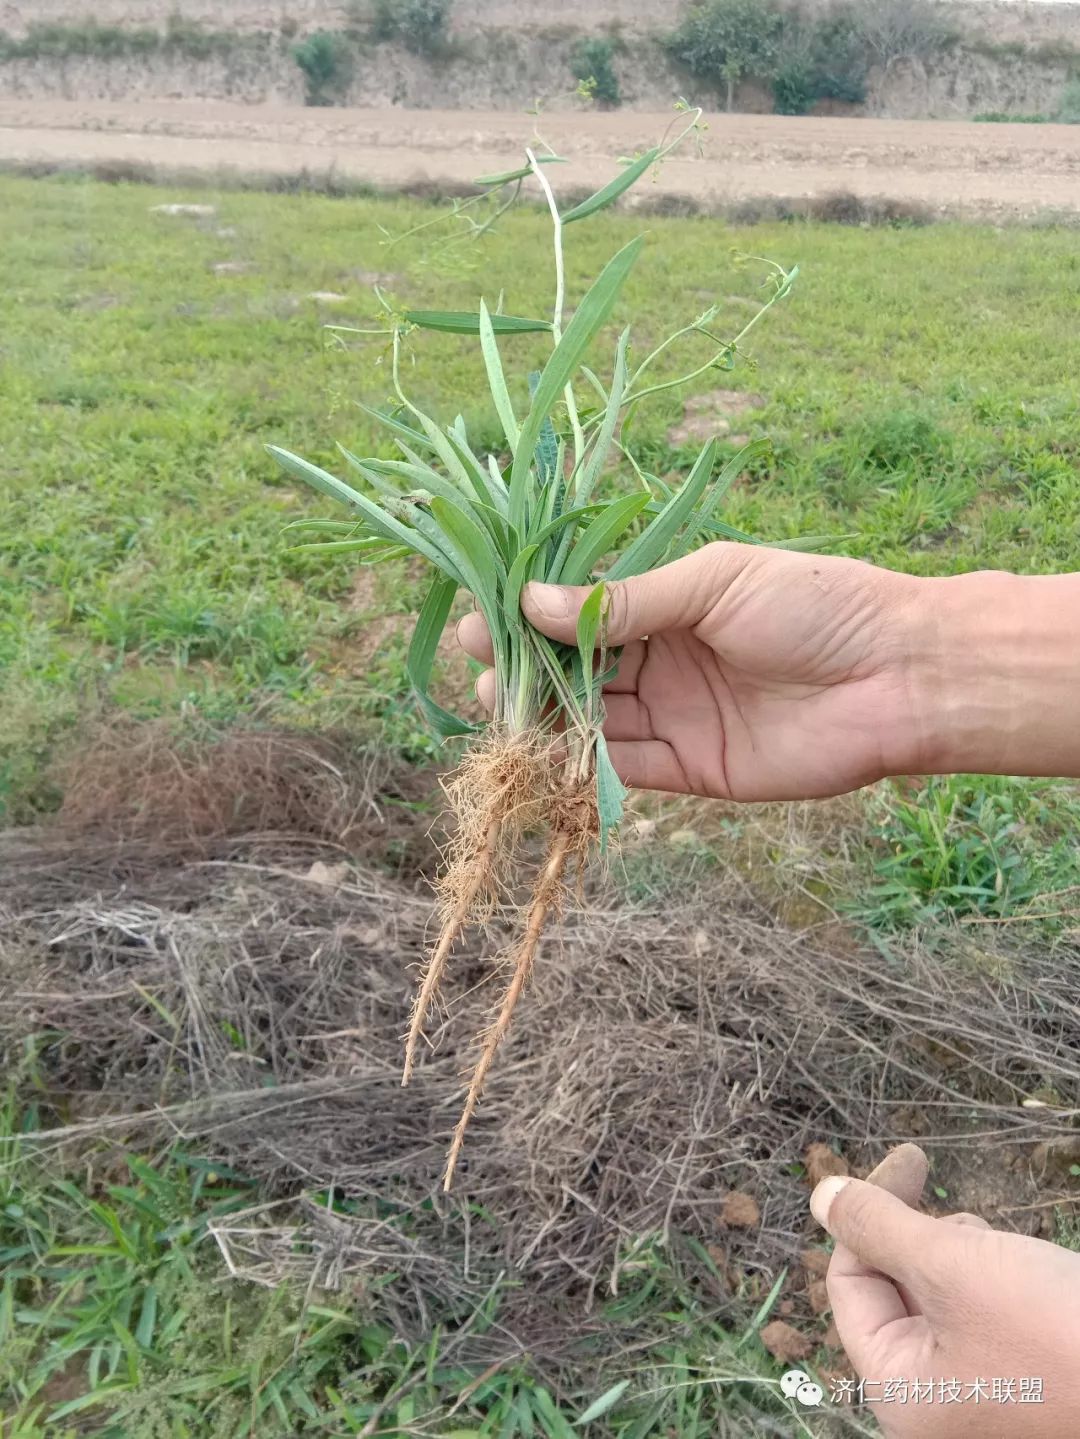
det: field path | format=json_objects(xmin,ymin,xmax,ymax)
[{"xmin": 2, "ymin": 101, "xmax": 1080, "ymax": 217}]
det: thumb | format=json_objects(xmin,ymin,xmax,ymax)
[
  {"xmin": 521, "ymin": 544, "xmax": 755, "ymax": 646},
  {"xmin": 813, "ymin": 1176, "xmax": 939, "ymax": 1283}
]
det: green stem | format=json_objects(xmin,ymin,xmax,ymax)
[
  {"xmin": 622, "ymin": 264, "xmax": 796, "ymax": 412},
  {"xmin": 527, "ymin": 148, "xmax": 585, "ymax": 480}
]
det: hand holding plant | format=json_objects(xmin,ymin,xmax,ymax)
[{"xmin": 459, "ymin": 543, "xmax": 925, "ymax": 801}]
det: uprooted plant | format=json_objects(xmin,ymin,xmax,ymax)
[{"xmin": 270, "ymin": 105, "xmax": 811, "ymax": 1186}]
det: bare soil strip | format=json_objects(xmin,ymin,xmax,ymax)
[{"xmin": 3, "ymin": 100, "xmax": 1080, "ymax": 216}]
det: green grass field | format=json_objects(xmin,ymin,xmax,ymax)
[
  {"xmin": 3, "ymin": 173, "xmax": 1080, "ymax": 1436},
  {"xmin": 4, "ymin": 174, "xmax": 1080, "ymax": 822}
]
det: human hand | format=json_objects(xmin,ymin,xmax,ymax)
[
  {"xmin": 812, "ymin": 1149, "xmax": 1080, "ymax": 1437},
  {"xmin": 457, "ymin": 542, "xmax": 927, "ymax": 801}
]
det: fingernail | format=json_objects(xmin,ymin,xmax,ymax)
[
  {"xmin": 810, "ymin": 1176, "xmax": 851, "ymax": 1229},
  {"xmin": 523, "ymin": 582, "xmax": 569, "ymax": 621}
]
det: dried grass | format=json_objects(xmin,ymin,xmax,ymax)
[{"xmin": 2, "ymin": 727, "xmax": 1079, "ymax": 1351}]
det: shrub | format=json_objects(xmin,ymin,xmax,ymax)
[
  {"xmin": 811, "ymin": 15, "xmax": 869, "ymax": 104},
  {"xmin": 0, "ymin": 18, "xmax": 242, "ymax": 62},
  {"xmin": 572, "ymin": 37, "xmax": 621, "ymax": 107},
  {"xmin": 1058, "ymin": 76, "xmax": 1080, "ymax": 124},
  {"xmin": 292, "ymin": 30, "xmax": 354, "ymax": 106},
  {"xmin": 666, "ymin": 0, "xmax": 783, "ymax": 111},
  {"xmin": 372, "ymin": 0, "xmax": 452, "ymax": 57},
  {"xmin": 974, "ymin": 112, "xmax": 1052, "ymax": 124},
  {"xmin": 772, "ymin": 42, "xmax": 815, "ymax": 115},
  {"xmin": 772, "ymin": 14, "xmax": 868, "ymax": 116}
]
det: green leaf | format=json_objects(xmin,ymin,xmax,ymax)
[
  {"xmin": 531, "ymin": 1388, "xmax": 576, "ymax": 1439},
  {"xmin": 556, "ymin": 492, "xmax": 651, "ymax": 585},
  {"xmin": 768, "ymin": 532, "xmax": 855, "ymax": 552},
  {"xmin": 510, "ymin": 236, "xmax": 644, "ymax": 527},
  {"xmin": 527, "ymin": 502, "xmax": 603, "ymax": 549},
  {"xmin": 267, "ymin": 445, "xmax": 366, "ymax": 511},
  {"xmin": 408, "ymin": 575, "xmax": 477, "ymax": 739},
  {"xmin": 290, "ymin": 538, "xmax": 402, "ymax": 556},
  {"xmin": 403, "ymin": 309, "xmax": 551, "ymax": 335},
  {"xmin": 474, "ymin": 156, "xmax": 566, "ymax": 185},
  {"xmin": 562, "ymin": 147, "xmax": 660, "ymax": 225},
  {"xmin": 575, "ymin": 328, "xmax": 630, "ymax": 511},
  {"xmin": 681, "ymin": 438, "xmax": 771, "ymax": 551},
  {"xmin": 594, "ymin": 734, "xmax": 628, "ymax": 855},
  {"xmin": 135, "ymin": 1285, "xmax": 157, "ymax": 1350},
  {"xmin": 427, "ymin": 497, "xmax": 506, "ymax": 662},
  {"xmin": 607, "ymin": 439, "xmax": 716, "ymax": 580},
  {"xmin": 503, "ymin": 543, "xmax": 540, "ymax": 623},
  {"xmin": 575, "ymin": 1378, "xmax": 631, "ymax": 1427},
  {"xmin": 443, "ymin": 427, "xmax": 509, "ymax": 515},
  {"xmin": 282, "ymin": 518, "xmax": 366, "ymax": 535},
  {"xmin": 355, "ymin": 402, "xmax": 435, "ymax": 453},
  {"xmin": 480, "ymin": 298, "xmax": 520, "ymax": 454},
  {"xmin": 736, "ymin": 1265, "xmax": 788, "ymax": 1351},
  {"xmin": 575, "ymin": 582, "xmax": 606, "ymax": 680},
  {"xmin": 268, "ymin": 446, "xmax": 459, "ymax": 578}
]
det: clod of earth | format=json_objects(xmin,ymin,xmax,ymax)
[
  {"xmin": 804, "ymin": 1141, "xmax": 850, "ymax": 1186},
  {"xmin": 720, "ymin": 1190, "xmax": 761, "ymax": 1228},
  {"xmin": 759, "ymin": 1319, "xmax": 814, "ymax": 1364}
]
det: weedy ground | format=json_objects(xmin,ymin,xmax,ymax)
[{"xmin": 2, "ymin": 173, "xmax": 1080, "ymax": 1434}]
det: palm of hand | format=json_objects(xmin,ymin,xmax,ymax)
[{"xmin": 603, "ymin": 559, "xmax": 911, "ymax": 801}]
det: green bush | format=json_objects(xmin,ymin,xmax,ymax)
[
  {"xmin": 666, "ymin": 0, "xmax": 783, "ymax": 111},
  {"xmin": 0, "ymin": 22, "xmax": 158, "ymax": 60},
  {"xmin": 372, "ymin": 0, "xmax": 452, "ymax": 56},
  {"xmin": 292, "ymin": 30, "xmax": 354, "ymax": 106},
  {"xmin": 772, "ymin": 14, "xmax": 867, "ymax": 115},
  {"xmin": 811, "ymin": 15, "xmax": 868, "ymax": 104},
  {"xmin": 974, "ymin": 112, "xmax": 1052, "ymax": 124},
  {"xmin": 572, "ymin": 37, "xmax": 621, "ymax": 106},
  {"xmin": 0, "ymin": 18, "xmax": 243, "ymax": 62},
  {"xmin": 1058, "ymin": 76, "xmax": 1080, "ymax": 123}
]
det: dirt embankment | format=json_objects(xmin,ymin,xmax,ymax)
[{"xmin": 3, "ymin": 100, "xmax": 1080, "ymax": 219}]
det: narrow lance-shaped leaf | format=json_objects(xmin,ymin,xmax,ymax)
[
  {"xmin": 403, "ymin": 310, "xmax": 551, "ymax": 335},
  {"xmin": 510, "ymin": 236, "xmax": 644, "ymax": 528},
  {"xmin": 427, "ymin": 496, "xmax": 507, "ymax": 669},
  {"xmin": 268, "ymin": 446, "xmax": 460, "ymax": 579},
  {"xmin": 479, "ymin": 298, "xmax": 520, "ymax": 454},
  {"xmin": 575, "ymin": 582, "xmax": 606, "ymax": 711},
  {"xmin": 502, "ymin": 543, "xmax": 540, "ymax": 624},
  {"xmin": 606, "ymin": 438, "xmax": 716, "ymax": 581},
  {"xmin": 474, "ymin": 155, "xmax": 567, "ymax": 186},
  {"xmin": 561, "ymin": 147, "xmax": 660, "ymax": 225},
  {"xmin": 530, "ymin": 367, "xmax": 560, "ymax": 489},
  {"xmin": 289, "ymin": 538, "xmax": 405, "ymax": 556},
  {"xmin": 355, "ymin": 402, "xmax": 435, "ymax": 453},
  {"xmin": 575, "ymin": 1378, "xmax": 631, "ymax": 1428},
  {"xmin": 283, "ymin": 518, "xmax": 367, "ymax": 535},
  {"xmin": 681, "ymin": 438, "xmax": 770, "ymax": 551},
  {"xmin": 408, "ymin": 575, "xmax": 478, "ymax": 738},
  {"xmin": 556, "ymin": 491, "xmax": 652, "ymax": 586}
]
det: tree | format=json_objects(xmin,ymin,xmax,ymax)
[
  {"xmin": 572, "ymin": 37, "xmax": 621, "ymax": 107},
  {"xmin": 853, "ymin": 0, "xmax": 950, "ymax": 69},
  {"xmin": 292, "ymin": 31, "xmax": 354, "ymax": 106},
  {"xmin": 667, "ymin": 0, "xmax": 783, "ymax": 112}
]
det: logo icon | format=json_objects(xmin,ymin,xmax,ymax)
[{"xmin": 781, "ymin": 1369, "xmax": 825, "ymax": 1407}]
